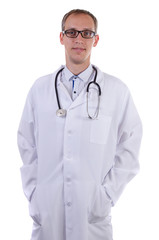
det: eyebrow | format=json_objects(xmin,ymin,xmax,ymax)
[{"xmin": 65, "ymin": 28, "xmax": 95, "ymax": 31}]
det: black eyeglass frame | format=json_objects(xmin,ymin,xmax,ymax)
[{"xmin": 62, "ymin": 29, "xmax": 96, "ymax": 39}]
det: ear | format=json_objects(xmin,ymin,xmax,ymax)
[
  {"xmin": 60, "ymin": 32, "xmax": 64, "ymax": 45},
  {"xmin": 93, "ymin": 34, "xmax": 99, "ymax": 47}
]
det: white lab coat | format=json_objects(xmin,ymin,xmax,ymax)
[{"xmin": 17, "ymin": 66, "xmax": 142, "ymax": 240}]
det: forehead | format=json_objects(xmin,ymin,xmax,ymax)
[{"xmin": 65, "ymin": 13, "xmax": 95, "ymax": 30}]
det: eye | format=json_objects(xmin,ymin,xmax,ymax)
[
  {"xmin": 83, "ymin": 31, "xmax": 90, "ymax": 36},
  {"xmin": 83, "ymin": 30, "xmax": 94, "ymax": 38},
  {"xmin": 66, "ymin": 30, "xmax": 77, "ymax": 37}
]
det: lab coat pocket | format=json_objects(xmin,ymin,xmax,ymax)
[
  {"xmin": 90, "ymin": 115, "xmax": 112, "ymax": 144},
  {"xmin": 88, "ymin": 185, "xmax": 111, "ymax": 224},
  {"xmin": 29, "ymin": 187, "xmax": 41, "ymax": 226}
]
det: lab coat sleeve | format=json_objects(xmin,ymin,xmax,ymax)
[
  {"xmin": 17, "ymin": 89, "xmax": 37, "ymax": 202},
  {"xmin": 103, "ymin": 89, "xmax": 142, "ymax": 206}
]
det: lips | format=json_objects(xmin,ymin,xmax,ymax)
[{"xmin": 72, "ymin": 47, "xmax": 86, "ymax": 53}]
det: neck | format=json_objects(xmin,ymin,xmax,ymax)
[{"xmin": 66, "ymin": 62, "xmax": 90, "ymax": 75}]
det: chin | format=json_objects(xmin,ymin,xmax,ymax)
[
  {"xmin": 70, "ymin": 58, "xmax": 85, "ymax": 65},
  {"xmin": 71, "ymin": 56, "xmax": 90, "ymax": 65}
]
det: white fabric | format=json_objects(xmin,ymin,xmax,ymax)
[{"xmin": 17, "ymin": 65, "xmax": 142, "ymax": 240}]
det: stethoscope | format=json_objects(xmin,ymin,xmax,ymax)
[{"xmin": 55, "ymin": 66, "xmax": 101, "ymax": 119}]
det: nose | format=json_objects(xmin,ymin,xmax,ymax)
[
  {"xmin": 75, "ymin": 32, "xmax": 84, "ymax": 43},
  {"xmin": 77, "ymin": 32, "xmax": 83, "ymax": 38}
]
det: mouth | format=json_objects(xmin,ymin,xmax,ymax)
[{"xmin": 72, "ymin": 47, "xmax": 86, "ymax": 53}]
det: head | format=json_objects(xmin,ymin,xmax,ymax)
[
  {"xmin": 60, "ymin": 9, "xmax": 99, "ymax": 73},
  {"xmin": 61, "ymin": 9, "xmax": 98, "ymax": 34}
]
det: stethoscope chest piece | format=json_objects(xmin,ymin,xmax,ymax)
[{"xmin": 56, "ymin": 109, "xmax": 67, "ymax": 117}]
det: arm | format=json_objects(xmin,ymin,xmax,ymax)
[
  {"xmin": 17, "ymin": 90, "xmax": 38, "ymax": 201},
  {"xmin": 103, "ymin": 90, "xmax": 142, "ymax": 206}
]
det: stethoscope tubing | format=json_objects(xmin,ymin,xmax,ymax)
[
  {"xmin": 86, "ymin": 66, "xmax": 101, "ymax": 96},
  {"xmin": 55, "ymin": 67, "xmax": 64, "ymax": 110}
]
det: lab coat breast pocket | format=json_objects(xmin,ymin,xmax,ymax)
[{"xmin": 90, "ymin": 115, "xmax": 112, "ymax": 144}]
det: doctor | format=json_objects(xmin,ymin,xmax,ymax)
[{"xmin": 17, "ymin": 9, "xmax": 142, "ymax": 240}]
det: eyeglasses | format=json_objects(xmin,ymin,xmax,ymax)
[{"xmin": 62, "ymin": 29, "xmax": 96, "ymax": 39}]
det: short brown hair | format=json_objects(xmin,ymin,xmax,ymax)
[{"xmin": 61, "ymin": 9, "xmax": 98, "ymax": 33}]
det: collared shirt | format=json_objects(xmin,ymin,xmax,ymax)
[{"xmin": 60, "ymin": 64, "xmax": 94, "ymax": 100}]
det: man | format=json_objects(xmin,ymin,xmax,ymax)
[{"xmin": 17, "ymin": 9, "xmax": 142, "ymax": 240}]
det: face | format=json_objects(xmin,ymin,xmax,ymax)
[{"xmin": 60, "ymin": 13, "xmax": 99, "ymax": 69}]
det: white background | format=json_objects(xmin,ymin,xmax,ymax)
[{"xmin": 0, "ymin": 0, "xmax": 159, "ymax": 239}]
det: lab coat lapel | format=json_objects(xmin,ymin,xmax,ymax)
[
  {"xmin": 69, "ymin": 87, "xmax": 87, "ymax": 109},
  {"xmin": 57, "ymin": 82, "xmax": 73, "ymax": 109},
  {"xmin": 56, "ymin": 77, "xmax": 87, "ymax": 110}
]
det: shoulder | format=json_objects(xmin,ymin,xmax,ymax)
[
  {"xmin": 26, "ymin": 67, "xmax": 63, "ymax": 104},
  {"xmin": 104, "ymin": 72, "xmax": 127, "ymax": 89},
  {"xmin": 32, "ymin": 73, "xmax": 54, "ymax": 91},
  {"xmin": 96, "ymin": 67, "xmax": 129, "ymax": 94},
  {"xmin": 30, "ymin": 66, "xmax": 63, "ymax": 93}
]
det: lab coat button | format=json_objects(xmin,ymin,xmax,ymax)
[
  {"xmin": 68, "ymin": 130, "xmax": 72, "ymax": 135},
  {"xmin": 67, "ymin": 202, "xmax": 72, "ymax": 207},
  {"xmin": 66, "ymin": 177, "xmax": 71, "ymax": 182}
]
